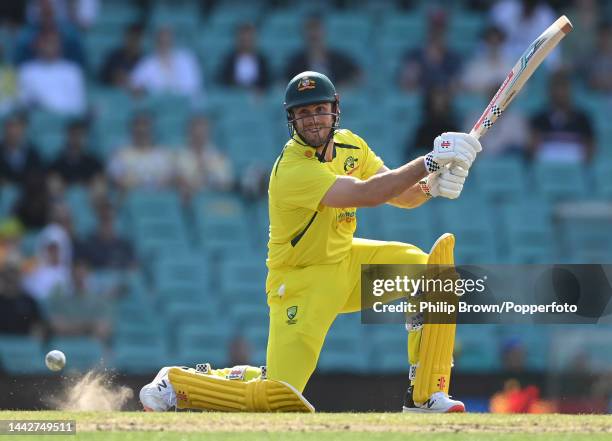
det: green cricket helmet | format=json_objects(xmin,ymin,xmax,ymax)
[{"xmin": 284, "ymin": 71, "xmax": 340, "ymax": 147}]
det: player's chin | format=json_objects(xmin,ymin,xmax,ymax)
[{"xmin": 309, "ymin": 129, "xmax": 331, "ymax": 144}]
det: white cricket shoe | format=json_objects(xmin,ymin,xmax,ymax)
[
  {"xmin": 139, "ymin": 366, "xmax": 177, "ymax": 412},
  {"xmin": 402, "ymin": 385, "xmax": 465, "ymax": 413}
]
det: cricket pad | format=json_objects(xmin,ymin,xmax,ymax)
[
  {"xmin": 168, "ymin": 367, "xmax": 315, "ymax": 413},
  {"xmin": 413, "ymin": 233, "xmax": 458, "ymax": 404}
]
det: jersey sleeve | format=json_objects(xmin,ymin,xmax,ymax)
[
  {"xmin": 355, "ymin": 134, "xmax": 384, "ymax": 180},
  {"xmin": 276, "ymin": 158, "xmax": 338, "ymax": 211}
]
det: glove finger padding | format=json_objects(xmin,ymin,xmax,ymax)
[
  {"xmin": 439, "ymin": 170, "xmax": 465, "ymax": 185},
  {"xmin": 429, "ymin": 167, "xmax": 467, "ymax": 199},
  {"xmin": 438, "ymin": 178, "xmax": 463, "ymax": 199},
  {"xmin": 453, "ymin": 132, "xmax": 482, "ymax": 153},
  {"xmin": 449, "ymin": 166, "xmax": 469, "ymax": 178}
]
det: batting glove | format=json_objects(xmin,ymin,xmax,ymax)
[
  {"xmin": 420, "ymin": 166, "xmax": 469, "ymax": 200},
  {"xmin": 424, "ymin": 132, "xmax": 482, "ymax": 173}
]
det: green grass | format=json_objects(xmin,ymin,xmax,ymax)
[{"xmin": 0, "ymin": 411, "xmax": 610, "ymax": 441}]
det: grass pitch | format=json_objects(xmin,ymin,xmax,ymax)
[{"xmin": 0, "ymin": 411, "xmax": 611, "ymax": 441}]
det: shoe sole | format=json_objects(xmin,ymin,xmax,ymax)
[{"xmin": 402, "ymin": 404, "xmax": 465, "ymax": 413}]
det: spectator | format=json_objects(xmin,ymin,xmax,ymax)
[
  {"xmin": 239, "ymin": 163, "xmax": 270, "ymax": 200},
  {"xmin": 78, "ymin": 202, "xmax": 135, "ymax": 270},
  {"xmin": 130, "ymin": 26, "xmax": 203, "ymax": 98},
  {"xmin": 461, "ymin": 26, "xmax": 513, "ymax": 95},
  {"xmin": 0, "ymin": 262, "xmax": 46, "ymax": 336},
  {"xmin": 284, "ymin": 15, "xmax": 361, "ymax": 88},
  {"xmin": 175, "ymin": 115, "xmax": 234, "ymax": 197},
  {"xmin": 99, "ymin": 23, "xmax": 144, "ymax": 88},
  {"xmin": 45, "ymin": 260, "xmax": 112, "ymax": 344},
  {"xmin": 584, "ymin": 21, "xmax": 612, "ymax": 94},
  {"xmin": 26, "ymin": 0, "xmax": 100, "ymax": 30},
  {"xmin": 529, "ymin": 72, "xmax": 595, "ymax": 162},
  {"xmin": 17, "ymin": 30, "xmax": 86, "ymax": 115},
  {"xmin": 12, "ymin": 171, "xmax": 52, "ymax": 229},
  {"xmin": 0, "ymin": 113, "xmax": 43, "ymax": 185},
  {"xmin": 0, "ymin": 218, "xmax": 25, "ymax": 269},
  {"xmin": 490, "ymin": 0, "xmax": 559, "ymax": 68},
  {"xmin": 23, "ymin": 224, "xmax": 72, "ymax": 301},
  {"xmin": 47, "ymin": 202, "xmax": 79, "ymax": 257},
  {"xmin": 108, "ymin": 113, "xmax": 174, "ymax": 190},
  {"xmin": 0, "ymin": 43, "xmax": 17, "ymax": 115},
  {"xmin": 14, "ymin": 0, "xmax": 85, "ymax": 66},
  {"xmin": 406, "ymin": 86, "xmax": 460, "ymax": 159},
  {"xmin": 398, "ymin": 10, "xmax": 461, "ymax": 92},
  {"xmin": 218, "ymin": 22, "xmax": 271, "ymax": 91},
  {"xmin": 228, "ymin": 334, "xmax": 252, "ymax": 366},
  {"xmin": 49, "ymin": 120, "xmax": 104, "ymax": 187},
  {"xmin": 500, "ymin": 337, "xmax": 527, "ymax": 373}
]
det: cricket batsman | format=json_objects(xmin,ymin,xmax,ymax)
[{"xmin": 139, "ymin": 71, "xmax": 481, "ymax": 413}]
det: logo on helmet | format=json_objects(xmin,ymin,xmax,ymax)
[{"xmin": 297, "ymin": 77, "xmax": 316, "ymax": 91}]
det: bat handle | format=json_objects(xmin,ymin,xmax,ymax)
[{"xmin": 468, "ymin": 127, "xmax": 482, "ymax": 141}]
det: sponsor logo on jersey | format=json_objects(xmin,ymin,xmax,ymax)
[{"xmin": 337, "ymin": 210, "xmax": 356, "ymax": 224}]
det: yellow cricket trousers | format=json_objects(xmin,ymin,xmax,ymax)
[{"xmin": 265, "ymin": 238, "xmax": 428, "ymax": 392}]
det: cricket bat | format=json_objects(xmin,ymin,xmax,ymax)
[{"xmin": 470, "ymin": 15, "xmax": 573, "ymax": 140}]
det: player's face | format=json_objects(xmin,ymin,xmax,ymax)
[{"xmin": 292, "ymin": 102, "xmax": 334, "ymax": 147}]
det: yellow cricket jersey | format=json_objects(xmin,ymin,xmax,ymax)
[{"xmin": 267, "ymin": 129, "xmax": 384, "ymax": 270}]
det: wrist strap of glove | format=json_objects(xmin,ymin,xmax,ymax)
[
  {"xmin": 418, "ymin": 179, "xmax": 432, "ymax": 198},
  {"xmin": 424, "ymin": 153, "xmax": 440, "ymax": 173}
]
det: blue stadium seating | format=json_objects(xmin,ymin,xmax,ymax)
[
  {"xmin": 532, "ymin": 162, "xmax": 588, "ymax": 202},
  {"xmin": 500, "ymin": 200, "xmax": 555, "ymax": 263},
  {"xmin": 455, "ymin": 325, "xmax": 501, "ymax": 372},
  {"xmin": 0, "ymin": 336, "xmax": 46, "ymax": 374},
  {"xmin": 472, "ymin": 157, "xmax": 528, "ymax": 203},
  {"xmin": 153, "ymin": 253, "xmax": 209, "ymax": 292},
  {"xmin": 174, "ymin": 324, "xmax": 229, "ymax": 366},
  {"xmin": 47, "ymin": 337, "xmax": 105, "ymax": 372},
  {"xmin": 594, "ymin": 161, "xmax": 612, "ymax": 199},
  {"xmin": 113, "ymin": 340, "xmax": 167, "ymax": 373},
  {"xmin": 28, "ymin": 111, "xmax": 69, "ymax": 160},
  {"xmin": 318, "ymin": 314, "xmax": 369, "ymax": 373},
  {"xmin": 368, "ymin": 326, "xmax": 409, "ymax": 373},
  {"xmin": 438, "ymin": 201, "xmax": 499, "ymax": 264},
  {"xmin": 65, "ymin": 185, "xmax": 97, "ymax": 237},
  {"xmin": 0, "ymin": 184, "xmax": 18, "ymax": 218}
]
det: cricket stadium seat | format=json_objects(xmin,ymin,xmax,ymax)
[
  {"xmin": 0, "ymin": 336, "xmax": 46, "ymax": 374},
  {"xmin": 532, "ymin": 162, "xmax": 588, "ymax": 202},
  {"xmin": 46, "ymin": 337, "xmax": 105, "ymax": 372}
]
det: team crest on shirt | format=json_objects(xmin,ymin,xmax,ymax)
[
  {"xmin": 297, "ymin": 77, "xmax": 316, "ymax": 91},
  {"xmin": 344, "ymin": 156, "xmax": 359, "ymax": 174},
  {"xmin": 286, "ymin": 306, "xmax": 298, "ymax": 324}
]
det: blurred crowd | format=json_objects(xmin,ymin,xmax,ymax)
[{"xmin": 0, "ymin": 0, "xmax": 610, "ymax": 379}]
